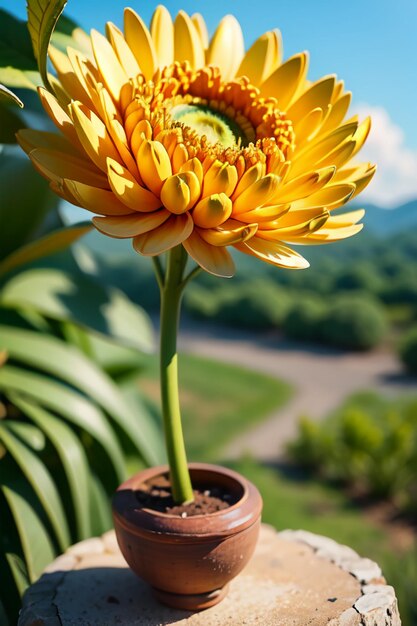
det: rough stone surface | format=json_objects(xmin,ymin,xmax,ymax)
[
  {"xmin": 18, "ymin": 525, "xmax": 401, "ymax": 626},
  {"xmin": 66, "ymin": 537, "xmax": 105, "ymax": 557},
  {"xmin": 279, "ymin": 529, "xmax": 384, "ymax": 584}
]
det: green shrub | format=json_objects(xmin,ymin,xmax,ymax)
[
  {"xmin": 381, "ymin": 275, "xmax": 417, "ymax": 305},
  {"xmin": 399, "ymin": 326, "xmax": 417, "ymax": 375},
  {"xmin": 186, "ymin": 280, "xmax": 293, "ymax": 330},
  {"xmin": 317, "ymin": 294, "xmax": 387, "ymax": 350},
  {"xmin": 333, "ymin": 264, "xmax": 383, "ymax": 294},
  {"xmin": 283, "ymin": 295, "xmax": 325, "ymax": 341},
  {"xmin": 184, "ymin": 284, "xmax": 221, "ymax": 320},
  {"xmin": 287, "ymin": 417, "xmax": 328, "ymax": 469},
  {"xmin": 288, "ymin": 393, "xmax": 417, "ymax": 514},
  {"xmin": 214, "ymin": 280, "xmax": 293, "ymax": 329}
]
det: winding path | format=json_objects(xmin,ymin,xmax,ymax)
[{"xmin": 179, "ymin": 320, "xmax": 416, "ymax": 460}]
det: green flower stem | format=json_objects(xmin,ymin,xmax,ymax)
[{"xmin": 159, "ymin": 246, "xmax": 194, "ymax": 504}]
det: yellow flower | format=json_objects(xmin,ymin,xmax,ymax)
[{"xmin": 17, "ymin": 6, "xmax": 375, "ymax": 278}]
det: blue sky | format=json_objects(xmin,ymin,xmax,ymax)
[{"xmin": 2, "ymin": 0, "xmax": 417, "ymax": 205}]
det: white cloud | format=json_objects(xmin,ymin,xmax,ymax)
[{"xmin": 352, "ymin": 104, "xmax": 417, "ymax": 208}]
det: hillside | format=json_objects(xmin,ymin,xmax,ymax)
[{"xmin": 360, "ymin": 199, "xmax": 417, "ymax": 236}]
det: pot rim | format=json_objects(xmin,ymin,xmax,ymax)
[{"xmin": 112, "ymin": 462, "xmax": 262, "ymax": 539}]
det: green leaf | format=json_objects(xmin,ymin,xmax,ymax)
[
  {"xmin": 0, "ymin": 10, "xmax": 40, "ymax": 91},
  {"xmin": 0, "ymin": 84, "xmax": 23, "ymax": 108},
  {"xmin": 89, "ymin": 473, "xmax": 112, "ymax": 536},
  {"xmin": 0, "ymin": 267, "xmax": 154, "ymax": 352},
  {"xmin": 1, "ymin": 482, "xmax": 55, "ymax": 581},
  {"xmin": 5, "ymin": 552, "xmax": 29, "ymax": 596},
  {"xmin": 82, "ymin": 332, "xmax": 147, "ymax": 378},
  {"xmin": 0, "ymin": 222, "xmax": 93, "ymax": 277},
  {"xmin": 0, "ymin": 147, "xmax": 57, "ymax": 261},
  {"xmin": 51, "ymin": 14, "xmax": 91, "ymax": 56},
  {"xmin": 0, "ymin": 102, "xmax": 24, "ymax": 143},
  {"xmin": 0, "ymin": 422, "xmax": 70, "ymax": 552},
  {"xmin": 6, "ymin": 421, "xmax": 45, "ymax": 451},
  {"xmin": 27, "ymin": 0, "xmax": 67, "ymax": 90},
  {"xmin": 0, "ymin": 325, "xmax": 163, "ymax": 465},
  {"xmin": 102, "ymin": 289, "xmax": 155, "ymax": 353},
  {"xmin": 0, "ymin": 364, "xmax": 126, "ymax": 482},
  {"xmin": 0, "ymin": 551, "xmax": 24, "ymax": 625},
  {"xmin": 120, "ymin": 382, "xmax": 165, "ymax": 466},
  {"xmin": 11, "ymin": 395, "xmax": 92, "ymax": 540}
]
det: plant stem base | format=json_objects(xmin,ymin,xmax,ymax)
[{"xmin": 153, "ymin": 585, "xmax": 229, "ymax": 611}]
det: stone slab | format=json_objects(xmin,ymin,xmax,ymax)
[{"xmin": 18, "ymin": 525, "xmax": 401, "ymax": 626}]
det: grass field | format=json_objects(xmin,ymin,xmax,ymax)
[
  {"xmin": 137, "ymin": 352, "xmax": 292, "ymax": 460},
  {"xmin": 228, "ymin": 458, "xmax": 390, "ymax": 560}
]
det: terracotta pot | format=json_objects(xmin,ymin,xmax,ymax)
[{"xmin": 112, "ymin": 463, "xmax": 262, "ymax": 610}]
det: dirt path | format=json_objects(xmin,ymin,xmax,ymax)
[{"xmin": 179, "ymin": 321, "xmax": 416, "ymax": 460}]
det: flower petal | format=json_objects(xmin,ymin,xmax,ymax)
[
  {"xmin": 38, "ymin": 88, "xmax": 82, "ymax": 149},
  {"xmin": 198, "ymin": 220, "xmax": 258, "ymax": 246},
  {"xmin": 192, "ymin": 193, "xmax": 232, "ymax": 228},
  {"xmin": 172, "ymin": 143, "xmax": 189, "ymax": 172},
  {"xmin": 174, "ymin": 11, "xmax": 205, "ymax": 70},
  {"xmin": 291, "ymin": 183, "xmax": 355, "ymax": 211},
  {"xmin": 49, "ymin": 45, "xmax": 90, "ymax": 104},
  {"xmin": 298, "ymin": 223, "xmax": 364, "ymax": 242},
  {"xmin": 319, "ymin": 92, "xmax": 352, "ymax": 136},
  {"xmin": 287, "ymin": 76, "xmax": 336, "ymax": 124},
  {"xmin": 326, "ymin": 209, "xmax": 365, "ymax": 226},
  {"xmin": 289, "ymin": 122, "xmax": 358, "ymax": 178},
  {"xmin": 231, "ymin": 163, "xmax": 265, "ymax": 200},
  {"xmin": 203, "ymin": 161, "xmax": 238, "ymax": 197},
  {"xmin": 93, "ymin": 209, "xmax": 170, "ymax": 238},
  {"xmin": 233, "ymin": 174, "xmax": 280, "ymax": 215},
  {"xmin": 124, "ymin": 8, "xmax": 158, "ymax": 80},
  {"xmin": 137, "ymin": 140, "xmax": 172, "ymax": 195},
  {"xmin": 97, "ymin": 86, "xmax": 141, "ymax": 180},
  {"xmin": 334, "ymin": 163, "xmax": 376, "ymax": 198},
  {"xmin": 107, "ymin": 158, "xmax": 161, "ymax": 212},
  {"xmin": 17, "ymin": 130, "xmax": 80, "ymax": 157},
  {"xmin": 90, "ymin": 29, "xmax": 128, "ymax": 102},
  {"xmin": 183, "ymin": 230, "xmax": 235, "ymax": 278},
  {"xmin": 237, "ymin": 204, "xmax": 290, "ymax": 223},
  {"xmin": 150, "ymin": 5, "xmax": 174, "ymax": 69},
  {"xmin": 238, "ymin": 30, "xmax": 282, "ymax": 85},
  {"xmin": 70, "ymin": 101, "xmax": 121, "ymax": 172},
  {"xmin": 191, "ymin": 13, "xmax": 209, "ymax": 49},
  {"xmin": 260, "ymin": 53, "xmax": 308, "ymax": 109},
  {"xmin": 29, "ymin": 149, "xmax": 108, "ymax": 188},
  {"xmin": 208, "ymin": 16, "xmax": 244, "ymax": 81},
  {"xmin": 161, "ymin": 172, "xmax": 201, "ymax": 214},
  {"xmin": 293, "ymin": 107, "xmax": 326, "ymax": 146},
  {"xmin": 179, "ymin": 158, "xmax": 204, "ymax": 186},
  {"xmin": 350, "ymin": 117, "xmax": 371, "ymax": 158},
  {"xmin": 257, "ymin": 211, "xmax": 329, "ymax": 239},
  {"xmin": 272, "ymin": 207, "xmax": 330, "ymax": 228},
  {"xmin": 106, "ymin": 22, "xmax": 141, "ymax": 79},
  {"xmin": 133, "ymin": 213, "xmax": 193, "ymax": 255},
  {"xmin": 64, "ymin": 179, "xmax": 135, "ymax": 216},
  {"xmin": 272, "ymin": 166, "xmax": 336, "ymax": 204},
  {"xmin": 66, "ymin": 47, "xmax": 102, "ymax": 114},
  {"xmin": 235, "ymin": 237, "xmax": 310, "ymax": 269}
]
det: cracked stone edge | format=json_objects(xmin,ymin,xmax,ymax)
[
  {"xmin": 278, "ymin": 529, "xmax": 401, "ymax": 625},
  {"xmin": 18, "ymin": 527, "xmax": 402, "ymax": 626}
]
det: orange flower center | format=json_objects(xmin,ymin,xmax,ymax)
[{"xmin": 121, "ymin": 63, "xmax": 295, "ymax": 170}]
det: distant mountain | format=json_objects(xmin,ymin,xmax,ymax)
[{"xmin": 360, "ymin": 199, "xmax": 417, "ymax": 237}]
